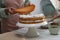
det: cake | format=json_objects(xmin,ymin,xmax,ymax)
[
  {"xmin": 14, "ymin": 4, "xmax": 35, "ymax": 15},
  {"xmin": 19, "ymin": 14, "xmax": 46, "ymax": 24},
  {"xmin": 16, "ymin": 14, "xmax": 47, "ymax": 28}
]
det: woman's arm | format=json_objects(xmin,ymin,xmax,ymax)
[{"xmin": 0, "ymin": 8, "xmax": 10, "ymax": 18}]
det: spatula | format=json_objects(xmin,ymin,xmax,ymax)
[{"xmin": 48, "ymin": 15, "xmax": 60, "ymax": 23}]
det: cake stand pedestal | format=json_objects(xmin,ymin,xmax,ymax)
[
  {"xmin": 16, "ymin": 21, "xmax": 47, "ymax": 37},
  {"xmin": 25, "ymin": 27, "xmax": 40, "ymax": 37}
]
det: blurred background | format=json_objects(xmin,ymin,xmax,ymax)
[{"xmin": 0, "ymin": 0, "xmax": 60, "ymax": 33}]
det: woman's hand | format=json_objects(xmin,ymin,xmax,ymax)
[
  {"xmin": 8, "ymin": 7, "xmax": 16, "ymax": 14},
  {"xmin": 5, "ymin": 7, "xmax": 16, "ymax": 15}
]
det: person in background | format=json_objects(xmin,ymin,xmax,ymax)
[
  {"xmin": 1, "ymin": 0, "xmax": 30, "ymax": 33},
  {"xmin": 40, "ymin": 0, "xmax": 57, "ymax": 18},
  {"xmin": 40, "ymin": 0, "xmax": 58, "ymax": 29}
]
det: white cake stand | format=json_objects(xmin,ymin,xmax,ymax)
[{"xmin": 16, "ymin": 21, "xmax": 47, "ymax": 37}]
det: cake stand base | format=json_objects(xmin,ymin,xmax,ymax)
[{"xmin": 25, "ymin": 27, "xmax": 40, "ymax": 38}]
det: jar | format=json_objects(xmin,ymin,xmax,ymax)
[{"xmin": 48, "ymin": 22, "xmax": 59, "ymax": 35}]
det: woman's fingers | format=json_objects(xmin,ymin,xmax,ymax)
[{"xmin": 8, "ymin": 7, "xmax": 16, "ymax": 14}]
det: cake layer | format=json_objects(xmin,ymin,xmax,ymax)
[
  {"xmin": 14, "ymin": 4, "xmax": 35, "ymax": 14},
  {"xmin": 19, "ymin": 19, "xmax": 45, "ymax": 24},
  {"xmin": 19, "ymin": 16, "xmax": 45, "ymax": 21},
  {"xmin": 19, "ymin": 21, "xmax": 43, "ymax": 24},
  {"xmin": 19, "ymin": 19, "xmax": 45, "ymax": 22}
]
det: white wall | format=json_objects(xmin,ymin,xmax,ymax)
[
  {"xmin": 29, "ymin": 0, "xmax": 42, "ymax": 14},
  {"xmin": 50, "ymin": 0, "xmax": 59, "ymax": 9}
]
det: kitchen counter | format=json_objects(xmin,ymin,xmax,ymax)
[{"xmin": 0, "ymin": 29, "xmax": 60, "ymax": 40}]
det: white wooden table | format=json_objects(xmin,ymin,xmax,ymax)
[
  {"xmin": 26, "ymin": 29, "xmax": 60, "ymax": 40},
  {"xmin": 0, "ymin": 29, "xmax": 60, "ymax": 40}
]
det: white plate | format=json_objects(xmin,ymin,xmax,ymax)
[{"xmin": 16, "ymin": 21, "xmax": 48, "ymax": 28}]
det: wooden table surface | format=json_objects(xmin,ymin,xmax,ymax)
[
  {"xmin": 0, "ymin": 32, "xmax": 26, "ymax": 40},
  {"xmin": 0, "ymin": 29, "xmax": 60, "ymax": 40}
]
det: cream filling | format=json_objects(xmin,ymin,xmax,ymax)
[{"xmin": 19, "ymin": 14, "xmax": 45, "ymax": 18}]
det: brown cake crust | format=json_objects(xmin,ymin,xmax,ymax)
[{"xmin": 19, "ymin": 19, "xmax": 45, "ymax": 24}]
